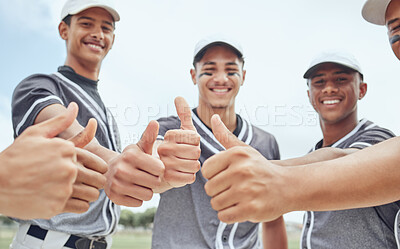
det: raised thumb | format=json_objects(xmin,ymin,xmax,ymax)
[
  {"xmin": 211, "ymin": 114, "xmax": 246, "ymax": 149},
  {"xmin": 69, "ymin": 118, "xmax": 98, "ymax": 148},
  {"xmin": 137, "ymin": 120, "xmax": 159, "ymax": 154}
]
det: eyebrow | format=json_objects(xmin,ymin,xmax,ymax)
[
  {"xmin": 387, "ymin": 18, "xmax": 399, "ymax": 26},
  {"xmin": 202, "ymin": 62, "xmax": 216, "ymax": 66},
  {"xmin": 310, "ymin": 70, "xmax": 350, "ymax": 80},
  {"xmin": 77, "ymin": 16, "xmax": 113, "ymax": 27},
  {"xmin": 226, "ymin": 62, "xmax": 239, "ymax": 67}
]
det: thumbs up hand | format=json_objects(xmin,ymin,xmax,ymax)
[
  {"xmin": 156, "ymin": 97, "xmax": 201, "ymax": 190},
  {"xmin": 105, "ymin": 120, "xmax": 165, "ymax": 207},
  {"xmin": 0, "ymin": 103, "xmax": 80, "ymax": 219},
  {"xmin": 202, "ymin": 114, "xmax": 284, "ymax": 224},
  {"xmin": 62, "ymin": 118, "xmax": 108, "ymax": 214}
]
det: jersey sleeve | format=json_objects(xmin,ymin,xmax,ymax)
[
  {"xmin": 12, "ymin": 74, "xmax": 63, "ymax": 138},
  {"xmin": 349, "ymin": 126, "xmax": 395, "ymax": 150},
  {"xmin": 156, "ymin": 116, "xmax": 181, "ymax": 140}
]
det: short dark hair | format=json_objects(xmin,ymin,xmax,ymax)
[
  {"xmin": 193, "ymin": 43, "xmax": 245, "ymax": 68},
  {"xmin": 62, "ymin": 15, "xmax": 72, "ymax": 26}
]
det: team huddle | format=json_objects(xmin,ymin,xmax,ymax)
[{"xmin": 2, "ymin": 0, "xmax": 400, "ymax": 248}]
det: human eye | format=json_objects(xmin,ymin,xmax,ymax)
[
  {"xmin": 199, "ymin": 71, "xmax": 212, "ymax": 77},
  {"xmin": 336, "ymin": 77, "xmax": 348, "ymax": 83},
  {"xmin": 312, "ymin": 79, "xmax": 324, "ymax": 86},
  {"xmin": 391, "ymin": 24, "xmax": 400, "ymax": 33},
  {"xmin": 226, "ymin": 68, "xmax": 240, "ymax": 76},
  {"xmin": 102, "ymin": 25, "xmax": 113, "ymax": 33},
  {"xmin": 80, "ymin": 21, "xmax": 91, "ymax": 28}
]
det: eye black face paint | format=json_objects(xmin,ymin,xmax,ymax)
[{"xmin": 390, "ymin": 35, "xmax": 400, "ymax": 44}]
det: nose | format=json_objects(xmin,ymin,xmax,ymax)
[
  {"xmin": 322, "ymin": 81, "xmax": 339, "ymax": 94},
  {"xmin": 91, "ymin": 25, "xmax": 104, "ymax": 40},
  {"xmin": 213, "ymin": 71, "xmax": 228, "ymax": 84}
]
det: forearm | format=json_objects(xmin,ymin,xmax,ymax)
[
  {"xmin": 273, "ymin": 147, "xmax": 358, "ymax": 166},
  {"xmin": 262, "ymin": 216, "xmax": 288, "ymax": 249},
  {"xmin": 35, "ymin": 104, "xmax": 119, "ymax": 163},
  {"xmin": 282, "ymin": 136, "xmax": 400, "ymax": 212}
]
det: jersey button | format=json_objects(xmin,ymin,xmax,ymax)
[
  {"xmin": 222, "ymin": 235, "xmax": 228, "ymax": 242},
  {"xmin": 306, "ymin": 221, "xmax": 311, "ymax": 226}
]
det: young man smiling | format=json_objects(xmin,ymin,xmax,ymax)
[
  {"xmin": 10, "ymin": 0, "xmax": 166, "ymax": 248},
  {"xmin": 151, "ymin": 35, "xmax": 287, "ymax": 249},
  {"xmin": 299, "ymin": 51, "xmax": 398, "ymax": 249}
]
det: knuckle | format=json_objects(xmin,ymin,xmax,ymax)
[
  {"xmin": 210, "ymin": 198, "xmax": 219, "ymax": 210},
  {"xmin": 121, "ymin": 150, "xmax": 136, "ymax": 162},
  {"xmin": 142, "ymin": 189, "xmax": 154, "ymax": 201},
  {"xmin": 195, "ymin": 147, "xmax": 201, "ymax": 159},
  {"xmin": 204, "ymin": 182, "xmax": 211, "ymax": 196},
  {"xmin": 218, "ymin": 212, "xmax": 232, "ymax": 224},
  {"xmin": 193, "ymin": 161, "xmax": 201, "ymax": 172}
]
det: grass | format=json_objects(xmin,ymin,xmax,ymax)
[{"xmin": 0, "ymin": 226, "xmax": 301, "ymax": 249}]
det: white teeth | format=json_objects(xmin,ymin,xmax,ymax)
[
  {"xmin": 213, "ymin": 89, "xmax": 228, "ymax": 93},
  {"xmin": 88, "ymin": 44, "xmax": 102, "ymax": 50},
  {"xmin": 323, "ymin": 99, "xmax": 340, "ymax": 105}
]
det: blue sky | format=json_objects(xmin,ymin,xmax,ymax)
[{"xmin": 1, "ymin": 0, "xmax": 400, "ymax": 223}]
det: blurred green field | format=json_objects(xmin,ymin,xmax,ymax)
[{"xmin": 0, "ymin": 227, "xmax": 301, "ymax": 249}]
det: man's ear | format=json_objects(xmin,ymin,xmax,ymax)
[
  {"xmin": 58, "ymin": 22, "xmax": 69, "ymax": 41},
  {"xmin": 110, "ymin": 34, "xmax": 115, "ymax": 50},
  {"xmin": 307, "ymin": 89, "xmax": 313, "ymax": 104},
  {"xmin": 241, "ymin": 70, "xmax": 246, "ymax": 86},
  {"xmin": 359, "ymin": 82, "xmax": 368, "ymax": 100},
  {"xmin": 190, "ymin": 68, "xmax": 197, "ymax": 85}
]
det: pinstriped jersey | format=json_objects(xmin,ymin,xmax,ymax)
[
  {"xmin": 152, "ymin": 110, "xmax": 280, "ymax": 249},
  {"xmin": 301, "ymin": 119, "xmax": 399, "ymax": 249},
  {"xmin": 11, "ymin": 66, "xmax": 120, "ymax": 237}
]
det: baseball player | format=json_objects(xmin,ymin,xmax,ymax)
[
  {"xmin": 9, "ymin": 0, "xmax": 166, "ymax": 248},
  {"xmin": 299, "ymin": 50, "xmax": 398, "ymax": 249},
  {"xmin": 199, "ymin": 0, "xmax": 400, "ymax": 231},
  {"xmin": 151, "ymin": 35, "xmax": 288, "ymax": 249}
]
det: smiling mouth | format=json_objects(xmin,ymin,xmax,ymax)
[
  {"xmin": 322, "ymin": 99, "xmax": 341, "ymax": 105},
  {"xmin": 84, "ymin": 42, "xmax": 104, "ymax": 51},
  {"xmin": 212, "ymin": 88, "xmax": 230, "ymax": 93}
]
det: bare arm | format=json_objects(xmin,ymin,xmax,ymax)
[
  {"xmin": 262, "ymin": 216, "xmax": 288, "ymax": 249},
  {"xmin": 202, "ymin": 115, "xmax": 400, "ymax": 223},
  {"xmin": 273, "ymin": 147, "xmax": 359, "ymax": 166},
  {"xmin": 282, "ymin": 136, "xmax": 400, "ymax": 213}
]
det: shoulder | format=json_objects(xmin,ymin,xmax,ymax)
[
  {"xmin": 250, "ymin": 124, "xmax": 278, "ymax": 143},
  {"xmin": 13, "ymin": 73, "xmax": 60, "ymax": 96},
  {"xmin": 347, "ymin": 119, "xmax": 396, "ymax": 149},
  {"xmin": 356, "ymin": 119, "xmax": 395, "ymax": 139}
]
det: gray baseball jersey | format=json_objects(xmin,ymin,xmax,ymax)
[
  {"xmin": 300, "ymin": 119, "xmax": 399, "ymax": 249},
  {"xmin": 11, "ymin": 66, "xmax": 121, "ymax": 237},
  {"xmin": 152, "ymin": 109, "xmax": 280, "ymax": 249}
]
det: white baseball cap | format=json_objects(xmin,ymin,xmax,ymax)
[
  {"xmin": 362, "ymin": 0, "xmax": 392, "ymax": 25},
  {"xmin": 61, "ymin": 0, "xmax": 120, "ymax": 22},
  {"xmin": 303, "ymin": 50, "xmax": 363, "ymax": 79},
  {"xmin": 193, "ymin": 34, "xmax": 244, "ymax": 63}
]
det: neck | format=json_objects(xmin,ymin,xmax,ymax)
[
  {"xmin": 320, "ymin": 113, "xmax": 359, "ymax": 147},
  {"xmin": 64, "ymin": 56, "xmax": 101, "ymax": 81},
  {"xmin": 197, "ymin": 102, "xmax": 237, "ymax": 132}
]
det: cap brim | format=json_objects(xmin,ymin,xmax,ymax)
[
  {"xmin": 362, "ymin": 0, "xmax": 391, "ymax": 25},
  {"xmin": 196, "ymin": 41, "xmax": 243, "ymax": 58},
  {"xmin": 303, "ymin": 62, "xmax": 360, "ymax": 79}
]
